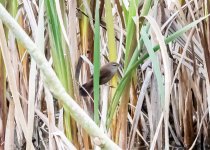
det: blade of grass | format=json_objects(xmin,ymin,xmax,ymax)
[
  {"xmin": 22, "ymin": 0, "xmax": 38, "ymax": 37},
  {"xmin": 27, "ymin": 1, "xmax": 45, "ymax": 150},
  {"xmin": 104, "ymin": 0, "xmax": 117, "ymax": 71},
  {"xmin": 45, "ymin": 0, "xmax": 76, "ymax": 141},
  {"xmin": 93, "ymin": 0, "xmax": 100, "ymax": 125},
  {"xmin": 141, "ymin": 26, "xmax": 164, "ymax": 104},
  {"xmin": 4, "ymin": 101, "xmax": 15, "ymax": 150},
  {"xmin": 145, "ymin": 15, "xmax": 171, "ymax": 149},
  {"xmin": 104, "ymin": 0, "xmax": 117, "ymax": 62}
]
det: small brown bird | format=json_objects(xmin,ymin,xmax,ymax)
[{"xmin": 79, "ymin": 62, "xmax": 119, "ymax": 96}]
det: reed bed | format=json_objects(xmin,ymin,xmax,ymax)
[{"xmin": 0, "ymin": 0, "xmax": 210, "ymax": 149}]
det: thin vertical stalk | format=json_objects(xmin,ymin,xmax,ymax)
[{"xmin": 93, "ymin": 0, "xmax": 100, "ymax": 125}]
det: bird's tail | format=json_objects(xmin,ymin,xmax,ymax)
[{"xmin": 79, "ymin": 81, "xmax": 93, "ymax": 97}]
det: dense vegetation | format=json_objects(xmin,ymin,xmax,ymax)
[{"xmin": 0, "ymin": 0, "xmax": 210, "ymax": 149}]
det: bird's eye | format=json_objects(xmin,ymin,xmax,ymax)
[{"xmin": 112, "ymin": 63, "xmax": 118, "ymax": 67}]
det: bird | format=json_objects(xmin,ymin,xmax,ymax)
[{"xmin": 79, "ymin": 62, "xmax": 119, "ymax": 97}]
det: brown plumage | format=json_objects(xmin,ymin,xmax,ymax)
[{"xmin": 79, "ymin": 62, "xmax": 119, "ymax": 97}]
